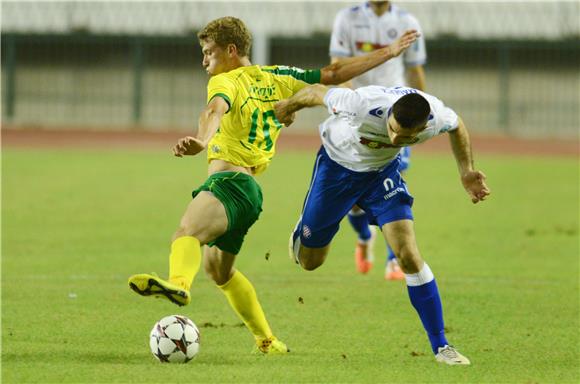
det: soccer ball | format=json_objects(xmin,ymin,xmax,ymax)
[{"xmin": 149, "ymin": 315, "xmax": 200, "ymax": 363}]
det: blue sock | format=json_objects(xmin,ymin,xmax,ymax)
[
  {"xmin": 405, "ymin": 264, "xmax": 448, "ymax": 354},
  {"xmin": 348, "ymin": 210, "xmax": 371, "ymax": 241},
  {"xmin": 386, "ymin": 244, "xmax": 396, "ymax": 262}
]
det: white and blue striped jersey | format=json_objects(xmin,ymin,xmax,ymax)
[
  {"xmin": 329, "ymin": 2, "xmax": 427, "ymax": 89},
  {"xmin": 320, "ymin": 86, "xmax": 458, "ymax": 172}
]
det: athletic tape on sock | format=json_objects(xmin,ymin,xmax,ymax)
[{"xmin": 405, "ymin": 263, "xmax": 435, "ymax": 287}]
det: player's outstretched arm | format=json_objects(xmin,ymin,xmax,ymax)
[
  {"xmin": 320, "ymin": 29, "xmax": 419, "ymax": 85},
  {"xmin": 274, "ymin": 84, "xmax": 329, "ymax": 126},
  {"xmin": 173, "ymin": 96, "xmax": 229, "ymax": 157},
  {"xmin": 329, "ymin": 57, "xmax": 354, "ymax": 89},
  {"xmin": 448, "ymin": 117, "xmax": 491, "ymax": 204}
]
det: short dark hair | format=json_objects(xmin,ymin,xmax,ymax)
[
  {"xmin": 392, "ymin": 93, "xmax": 430, "ymax": 129},
  {"xmin": 197, "ymin": 17, "xmax": 252, "ymax": 57}
]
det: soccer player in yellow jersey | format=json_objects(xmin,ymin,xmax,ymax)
[{"xmin": 128, "ymin": 16, "xmax": 419, "ymax": 354}]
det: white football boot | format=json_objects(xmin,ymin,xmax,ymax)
[{"xmin": 435, "ymin": 345, "xmax": 471, "ymax": 365}]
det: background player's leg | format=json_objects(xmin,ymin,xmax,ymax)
[
  {"xmin": 385, "ymin": 244, "xmax": 405, "ymax": 281},
  {"xmin": 348, "ymin": 205, "xmax": 372, "ymax": 240},
  {"xmin": 348, "ymin": 205, "xmax": 375, "ymax": 274}
]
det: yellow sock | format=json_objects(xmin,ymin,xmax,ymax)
[
  {"xmin": 168, "ymin": 236, "xmax": 201, "ymax": 291},
  {"xmin": 218, "ymin": 270, "xmax": 273, "ymax": 340}
]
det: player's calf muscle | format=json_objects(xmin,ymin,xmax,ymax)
[{"xmin": 203, "ymin": 249, "xmax": 235, "ymax": 284}]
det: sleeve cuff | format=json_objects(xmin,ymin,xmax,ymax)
[
  {"xmin": 209, "ymin": 93, "xmax": 231, "ymax": 112},
  {"xmin": 323, "ymin": 87, "xmax": 339, "ymax": 106}
]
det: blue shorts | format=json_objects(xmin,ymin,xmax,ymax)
[
  {"xmin": 297, "ymin": 147, "xmax": 414, "ymax": 248},
  {"xmin": 399, "ymin": 147, "xmax": 411, "ymax": 172}
]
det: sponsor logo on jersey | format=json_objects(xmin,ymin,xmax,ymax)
[
  {"xmin": 249, "ymin": 84, "xmax": 276, "ymax": 98},
  {"xmin": 359, "ymin": 136, "xmax": 399, "ymax": 149},
  {"xmin": 332, "ymin": 107, "xmax": 357, "ymax": 118},
  {"xmin": 355, "ymin": 41, "xmax": 388, "ymax": 52}
]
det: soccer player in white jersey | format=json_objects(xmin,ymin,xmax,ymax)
[
  {"xmin": 330, "ymin": 1, "xmax": 427, "ymax": 280},
  {"xmin": 275, "ymin": 84, "xmax": 490, "ymax": 365}
]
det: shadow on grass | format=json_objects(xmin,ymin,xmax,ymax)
[
  {"xmin": 2, "ymin": 349, "xmax": 243, "ymax": 367},
  {"xmin": 2, "ymin": 350, "xmax": 147, "ymax": 365}
]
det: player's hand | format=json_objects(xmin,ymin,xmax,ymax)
[
  {"xmin": 274, "ymin": 100, "xmax": 296, "ymax": 127},
  {"xmin": 389, "ymin": 29, "xmax": 420, "ymax": 57},
  {"xmin": 172, "ymin": 136, "xmax": 205, "ymax": 157},
  {"xmin": 461, "ymin": 170, "xmax": 491, "ymax": 204}
]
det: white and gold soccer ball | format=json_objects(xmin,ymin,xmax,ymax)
[{"xmin": 149, "ymin": 315, "xmax": 200, "ymax": 363}]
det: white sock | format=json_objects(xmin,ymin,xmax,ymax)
[{"xmin": 404, "ymin": 263, "xmax": 435, "ymax": 287}]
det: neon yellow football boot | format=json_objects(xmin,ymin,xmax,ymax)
[
  {"xmin": 128, "ymin": 273, "xmax": 190, "ymax": 306},
  {"xmin": 256, "ymin": 336, "xmax": 290, "ymax": 355}
]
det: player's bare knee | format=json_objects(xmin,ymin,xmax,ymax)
[
  {"xmin": 171, "ymin": 228, "xmax": 187, "ymax": 242},
  {"xmin": 396, "ymin": 245, "xmax": 423, "ymax": 274},
  {"xmin": 298, "ymin": 248, "xmax": 327, "ymax": 271},
  {"xmin": 172, "ymin": 225, "xmax": 213, "ymax": 245},
  {"xmin": 301, "ymin": 260, "xmax": 322, "ymax": 271},
  {"xmin": 300, "ymin": 257, "xmax": 323, "ymax": 271}
]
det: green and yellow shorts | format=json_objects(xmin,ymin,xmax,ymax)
[{"xmin": 191, "ymin": 172, "xmax": 263, "ymax": 255}]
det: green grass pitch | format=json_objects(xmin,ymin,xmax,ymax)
[{"xmin": 2, "ymin": 147, "xmax": 579, "ymax": 383}]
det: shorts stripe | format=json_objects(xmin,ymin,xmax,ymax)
[{"xmin": 301, "ymin": 153, "xmax": 323, "ymax": 213}]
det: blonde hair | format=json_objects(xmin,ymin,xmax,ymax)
[{"xmin": 197, "ymin": 17, "xmax": 252, "ymax": 57}]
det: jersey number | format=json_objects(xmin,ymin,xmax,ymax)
[{"xmin": 248, "ymin": 108, "xmax": 283, "ymax": 151}]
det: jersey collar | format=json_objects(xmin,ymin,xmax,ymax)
[{"xmin": 364, "ymin": 2, "xmax": 394, "ymax": 20}]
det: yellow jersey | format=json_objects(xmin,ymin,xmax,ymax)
[{"xmin": 206, "ymin": 65, "xmax": 321, "ymax": 175}]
